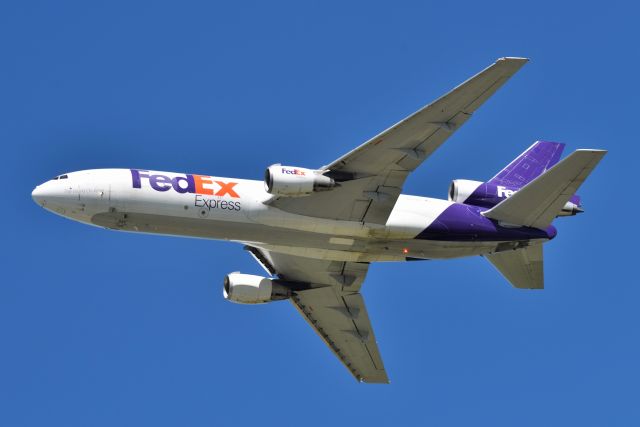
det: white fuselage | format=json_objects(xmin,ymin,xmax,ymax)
[{"xmin": 31, "ymin": 169, "xmax": 526, "ymax": 262}]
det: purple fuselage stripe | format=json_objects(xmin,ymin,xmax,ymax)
[{"xmin": 415, "ymin": 203, "xmax": 557, "ymax": 242}]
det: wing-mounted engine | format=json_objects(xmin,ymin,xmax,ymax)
[
  {"xmin": 223, "ymin": 273, "xmax": 291, "ymax": 304},
  {"xmin": 264, "ymin": 165, "xmax": 337, "ymax": 197}
]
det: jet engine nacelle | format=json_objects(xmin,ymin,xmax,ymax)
[
  {"xmin": 449, "ymin": 179, "xmax": 520, "ymax": 208},
  {"xmin": 223, "ymin": 273, "xmax": 291, "ymax": 304},
  {"xmin": 448, "ymin": 179, "xmax": 484, "ymax": 204},
  {"xmin": 264, "ymin": 165, "xmax": 336, "ymax": 197}
]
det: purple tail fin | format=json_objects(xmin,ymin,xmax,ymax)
[
  {"xmin": 451, "ymin": 141, "xmax": 583, "ymax": 210},
  {"xmin": 488, "ymin": 141, "xmax": 565, "ymax": 188}
]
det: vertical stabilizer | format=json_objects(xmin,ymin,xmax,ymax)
[
  {"xmin": 488, "ymin": 141, "xmax": 565, "ymax": 188},
  {"xmin": 451, "ymin": 141, "xmax": 567, "ymax": 208}
]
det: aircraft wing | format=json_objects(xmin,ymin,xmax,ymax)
[
  {"xmin": 270, "ymin": 57, "xmax": 529, "ymax": 224},
  {"xmin": 248, "ymin": 247, "xmax": 389, "ymax": 383}
]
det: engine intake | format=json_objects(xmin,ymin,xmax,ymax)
[
  {"xmin": 264, "ymin": 165, "xmax": 336, "ymax": 197},
  {"xmin": 448, "ymin": 179, "xmax": 484, "ymax": 204},
  {"xmin": 223, "ymin": 273, "xmax": 291, "ymax": 304}
]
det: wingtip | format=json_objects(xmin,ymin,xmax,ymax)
[
  {"xmin": 495, "ymin": 57, "xmax": 529, "ymax": 74},
  {"xmin": 498, "ymin": 56, "xmax": 530, "ymax": 62}
]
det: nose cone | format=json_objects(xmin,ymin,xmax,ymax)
[
  {"xmin": 32, "ymin": 185, "xmax": 47, "ymax": 206},
  {"xmin": 31, "ymin": 181, "xmax": 69, "ymax": 214}
]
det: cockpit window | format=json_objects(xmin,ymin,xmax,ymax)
[
  {"xmin": 51, "ymin": 176, "xmax": 59, "ymax": 180},
  {"xmin": 50, "ymin": 174, "xmax": 68, "ymax": 181},
  {"xmin": 59, "ymin": 174, "xmax": 68, "ymax": 179}
]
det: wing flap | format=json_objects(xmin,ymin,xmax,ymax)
[{"xmin": 260, "ymin": 250, "xmax": 370, "ymax": 292}]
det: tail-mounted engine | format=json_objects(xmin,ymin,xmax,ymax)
[
  {"xmin": 448, "ymin": 179, "xmax": 486, "ymax": 205},
  {"xmin": 264, "ymin": 165, "xmax": 336, "ymax": 197},
  {"xmin": 223, "ymin": 273, "xmax": 291, "ymax": 304}
]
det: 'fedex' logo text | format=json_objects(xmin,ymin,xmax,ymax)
[
  {"xmin": 281, "ymin": 168, "xmax": 306, "ymax": 176},
  {"xmin": 497, "ymin": 185, "xmax": 516, "ymax": 198},
  {"xmin": 131, "ymin": 169, "xmax": 239, "ymax": 198}
]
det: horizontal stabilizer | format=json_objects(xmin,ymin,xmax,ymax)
[
  {"xmin": 485, "ymin": 245, "xmax": 544, "ymax": 289},
  {"xmin": 483, "ymin": 149, "xmax": 606, "ymax": 229}
]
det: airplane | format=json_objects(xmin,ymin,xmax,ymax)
[{"xmin": 32, "ymin": 57, "xmax": 606, "ymax": 383}]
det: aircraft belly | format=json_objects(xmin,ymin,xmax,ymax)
[
  {"xmin": 90, "ymin": 210, "xmax": 503, "ymax": 262},
  {"xmin": 92, "ymin": 211, "xmax": 288, "ymax": 242}
]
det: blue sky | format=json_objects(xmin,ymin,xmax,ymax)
[{"xmin": 1, "ymin": 1, "xmax": 637, "ymax": 425}]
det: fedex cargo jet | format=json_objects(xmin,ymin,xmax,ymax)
[{"xmin": 32, "ymin": 58, "xmax": 606, "ymax": 383}]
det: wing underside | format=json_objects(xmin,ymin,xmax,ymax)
[
  {"xmin": 250, "ymin": 247, "xmax": 389, "ymax": 383},
  {"xmin": 291, "ymin": 287, "xmax": 388, "ymax": 383}
]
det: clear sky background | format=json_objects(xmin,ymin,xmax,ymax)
[{"xmin": 1, "ymin": 1, "xmax": 638, "ymax": 426}]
